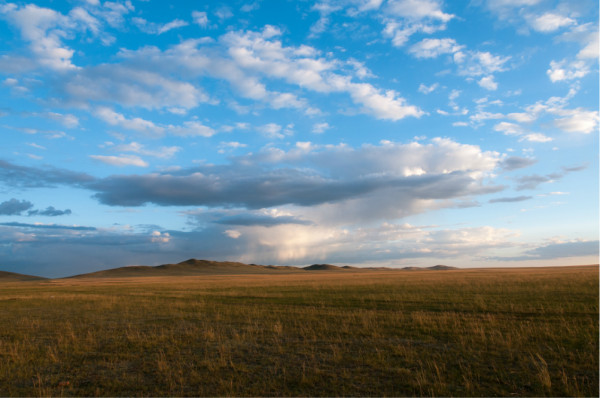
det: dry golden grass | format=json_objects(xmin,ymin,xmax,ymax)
[{"xmin": 0, "ymin": 265, "xmax": 597, "ymax": 396}]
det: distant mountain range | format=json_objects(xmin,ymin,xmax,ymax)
[{"xmin": 0, "ymin": 259, "xmax": 458, "ymax": 281}]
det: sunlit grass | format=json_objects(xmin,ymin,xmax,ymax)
[{"xmin": 0, "ymin": 266, "xmax": 597, "ymax": 396}]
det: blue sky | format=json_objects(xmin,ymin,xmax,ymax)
[{"xmin": 0, "ymin": 0, "xmax": 598, "ymax": 278}]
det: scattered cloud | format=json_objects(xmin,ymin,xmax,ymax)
[
  {"xmin": 192, "ymin": 11, "xmax": 208, "ymax": 28},
  {"xmin": 547, "ymin": 59, "xmax": 589, "ymax": 82},
  {"xmin": 493, "ymin": 239, "xmax": 599, "ymax": 261},
  {"xmin": 409, "ymin": 38, "xmax": 463, "ymax": 58},
  {"xmin": 489, "ymin": 195, "xmax": 532, "ymax": 203},
  {"xmin": 528, "ymin": 12, "xmax": 575, "ymax": 33},
  {"xmin": 133, "ymin": 17, "xmax": 189, "ymax": 35},
  {"xmin": 418, "ymin": 83, "xmax": 438, "ymax": 94},
  {"xmin": 500, "ymin": 156, "xmax": 537, "ymax": 171},
  {"xmin": 312, "ymin": 122, "xmax": 331, "ymax": 134},
  {"xmin": 0, "ymin": 198, "xmax": 34, "ymax": 215},
  {"xmin": 515, "ymin": 165, "xmax": 586, "ymax": 190},
  {"xmin": 89, "ymin": 154, "xmax": 149, "ymax": 167},
  {"xmin": 28, "ymin": 206, "xmax": 72, "ymax": 216},
  {"xmin": 478, "ymin": 76, "xmax": 498, "ymax": 91}
]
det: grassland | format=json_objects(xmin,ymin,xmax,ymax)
[{"xmin": 0, "ymin": 266, "xmax": 597, "ymax": 396}]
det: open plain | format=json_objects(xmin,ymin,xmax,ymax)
[{"xmin": 0, "ymin": 264, "xmax": 597, "ymax": 397}]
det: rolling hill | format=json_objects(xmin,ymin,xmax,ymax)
[
  {"xmin": 0, "ymin": 270, "xmax": 47, "ymax": 282},
  {"xmin": 67, "ymin": 259, "xmax": 306, "ymax": 278}
]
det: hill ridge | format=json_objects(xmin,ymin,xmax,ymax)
[{"xmin": 0, "ymin": 270, "xmax": 47, "ymax": 282}]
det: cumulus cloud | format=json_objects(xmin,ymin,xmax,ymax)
[
  {"xmin": 63, "ymin": 64, "xmax": 210, "ymax": 110},
  {"xmin": 478, "ymin": 76, "xmax": 498, "ymax": 91},
  {"xmin": 220, "ymin": 27, "xmax": 423, "ymax": 120},
  {"xmin": 94, "ymin": 107, "xmax": 217, "ymax": 138},
  {"xmin": 455, "ymin": 51, "xmax": 510, "ymax": 76},
  {"xmin": 95, "ymin": 107, "xmax": 164, "ymax": 136},
  {"xmin": 528, "ymin": 12, "xmax": 575, "ymax": 32},
  {"xmin": 409, "ymin": 38, "xmax": 463, "ymax": 58},
  {"xmin": 547, "ymin": 59, "xmax": 590, "ymax": 82},
  {"xmin": 552, "ymin": 108, "xmax": 599, "ymax": 134},
  {"xmin": 168, "ymin": 121, "xmax": 216, "ymax": 137},
  {"xmin": 382, "ymin": 0, "xmax": 454, "ymax": 46},
  {"xmin": 111, "ymin": 142, "xmax": 181, "ymax": 159},
  {"xmin": 485, "ymin": 90, "xmax": 597, "ymax": 138},
  {"xmin": 192, "ymin": 11, "xmax": 208, "ymax": 27},
  {"xmin": 312, "ymin": 122, "xmax": 331, "ymax": 134},
  {"xmin": 0, "ymin": 3, "xmax": 77, "ymax": 70},
  {"xmin": 521, "ymin": 133, "xmax": 552, "ymax": 143},
  {"xmin": 0, "ymin": 198, "xmax": 34, "ymax": 215},
  {"xmin": 85, "ymin": 138, "xmax": 502, "ymax": 212}
]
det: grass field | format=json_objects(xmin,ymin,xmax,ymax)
[{"xmin": 0, "ymin": 266, "xmax": 597, "ymax": 396}]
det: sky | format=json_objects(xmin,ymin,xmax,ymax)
[{"xmin": 0, "ymin": 0, "xmax": 598, "ymax": 278}]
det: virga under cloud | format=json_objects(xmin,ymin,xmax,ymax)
[{"xmin": 0, "ymin": 0, "xmax": 597, "ymax": 277}]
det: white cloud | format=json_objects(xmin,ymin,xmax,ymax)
[
  {"xmin": 386, "ymin": 0, "xmax": 454, "ymax": 22},
  {"xmin": 258, "ymin": 123, "xmax": 284, "ymax": 139},
  {"xmin": 220, "ymin": 28, "xmax": 423, "ymax": 120},
  {"xmin": 1, "ymin": 4, "xmax": 77, "ymax": 70},
  {"xmin": 158, "ymin": 19, "xmax": 188, "ymax": 34},
  {"xmin": 224, "ymin": 229, "xmax": 241, "ymax": 239},
  {"xmin": 507, "ymin": 112, "xmax": 536, "ymax": 123},
  {"xmin": 409, "ymin": 38, "xmax": 463, "ymax": 58},
  {"xmin": 547, "ymin": 59, "xmax": 589, "ymax": 82},
  {"xmin": 215, "ymin": 6, "xmax": 233, "ymax": 21},
  {"xmin": 64, "ymin": 63, "xmax": 210, "ymax": 110},
  {"xmin": 529, "ymin": 12, "xmax": 575, "ymax": 32},
  {"xmin": 39, "ymin": 112, "xmax": 80, "ymax": 128},
  {"xmin": 168, "ymin": 121, "xmax": 216, "ymax": 137},
  {"xmin": 90, "ymin": 154, "xmax": 148, "ymax": 167},
  {"xmin": 521, "ymin": 133, "xmax": 552, "ymax": 143},
  {"xmin": 478, "ymin": 75, "xmax": 498, "ymax": 91},
  {"xmin": 151, "ymin": 231, "xmax": 171, "ymax": 243},
  {"xmin": 112, "ymin": 142, "xmax": 181, "ymax": 159},
  {"xmin": 95, "ymin": 107, "xmax": 216, "ymax": 138},
  {"xmin": 95, "ymin": 107, "xmax": 164, "ymax": 136},
  {"xmin": 133, "ymin": 17, "xmax": 189, "ymax": 35},
  {"xmin": 576, "ymin": 30, "xmax": 599, "ymax": 59},
  {"xmin": 69, "ymin": 7, "xmax": 101, "ymax": 35},
  {"xmin": 95, "ymin": 1, "xmax": 134, "ymax": 28},
  {"xmin": 338, "ymin": 79, "xmax": 424, "ymax": 120},
  {"xmin": 455, "ymin": 51, "xmax": 510, "ymax": 77},
  {"xmin": 418, "ymin": 83, "xmax": 438, "ymax": 94},
  {"xmin": 552, "ymin": 108, "xmax": 599, "ymax": 134},
  {"xmin": 494, "ymin": 121, "xmax": 525, "ymax": 136},
  {"xmin": 356, "ymin": 0, "xmax": 384, "ymax": 12},
  {"xmin": 312, "ymin": 122, "xmax": 331, "ymax": 134},
  {"xmin": 192, "ymin": 11, "xmax": 208, "ymax": 27}
]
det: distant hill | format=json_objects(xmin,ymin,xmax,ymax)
[
  {"xmin": 402, "ymin": 265, "xmax": 458, "ymax": 271},
  {"xmin": 427, "ymin": 265, "xmax": 458, "ymax": 270},
  {"xmin": 68, "ymin": 259, "xmax": 305, "ymax": 279},
  {"xmin": 64, "ymin": 259, "xmax": 461, "ymax": 279},
  {"xmin": 0, "ymin": 270, "xmax": 47, "ymax": 282},
  {"xmin": 303, "ymin": 264, "xmax": 345, "ymax": 271}
]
